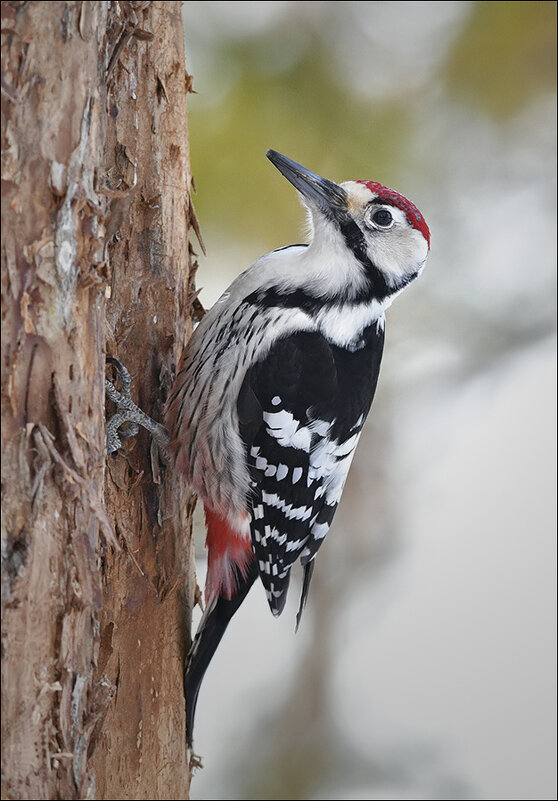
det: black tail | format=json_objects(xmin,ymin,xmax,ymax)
[
  {"xmin": 185, "ymin": 559, "xmax": 259, "ymax": 747},
  {"xmin": 295, "ymin": 558, "xmax": 315, "ymax": 632}
]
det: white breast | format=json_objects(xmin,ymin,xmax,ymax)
[{"xmin": 314, "ymin": 301, "xmax": 386, "ymax": 349}]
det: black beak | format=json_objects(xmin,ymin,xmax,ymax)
[{"xmin": 266, "ymin": 150, "xmax": 347, "ymax": 215}]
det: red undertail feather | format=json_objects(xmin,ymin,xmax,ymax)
[{"xmin": 204, "ymin": 506, "xmax": 254, "ymax": 603}]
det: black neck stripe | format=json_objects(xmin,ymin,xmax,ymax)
[
  {"xmin": 245, "ymin": 286, "xmax": 326, "ymax": 314},
  {"xmin": 245, "ymin": 217, "xmax": 417, "ymax": 312},
  {"xmin": 337, "ymin": 215, "xmax": 392, "ymax": 299}
]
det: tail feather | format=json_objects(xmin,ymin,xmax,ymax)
[
  {"xmin": 295, "ymin": 559, "xmax": 315, "ymax": 632},
  {"xmin": 185, "ymin": 559, "xmax": 258, "ymax": 747}
]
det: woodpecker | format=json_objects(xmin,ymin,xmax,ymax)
[{"xmin": 164, "ymin": 150, "xmax": 430, "ymax": 747}]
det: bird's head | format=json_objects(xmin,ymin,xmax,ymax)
[{"xmin": 266, "ymin": 149, "xmax": 430, "ymax": 299}]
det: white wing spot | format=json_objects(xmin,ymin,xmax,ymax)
[
  {"xmin": 351, "ymin": 414, "xmax": 364, "ymax": 432},
  {"xmin": 271, "ymin": 529, "xmax": 287, "ymax": 545},
  {"xmin": 310, "ymin": 418, "xmax": 331, "ymax": 437},
  {"xmin": 307, "ymin": 430, "xmax": 362, "ymax": 504},
  {"xmin": 271, "ymin": 395, "xmax": 281, "ymax": 406},
  {"xmin": 292, "ymin": 467, "xmax": 303, "ymax": 484},
  {"xmin": 264, "ymin": 409, "xmax": 296, "ymax": 430},
  {"xmin": 311, "ymin": 522, "xmax": 329, "ymax": 540},
  {"xmin": 286, "ymin": 537, "xmax": 306, "ymax": 553},
  {"xmin": 291, "ymin": 426, "xmax": 311, "ymax": 451},
  {"xmin": 333, "ymin": 433, "xmax": 360, "ymax": 458},
  {"xmin": 263, "ymin": 409, "xmax": 311, "ymax": 452},
  {"xmin": 276, "ymin": 464, "xmax": 288, "ymax": 481},
  {"xmin": 261, "ymin": 491, "xmax": 312, "ymax": 521}
]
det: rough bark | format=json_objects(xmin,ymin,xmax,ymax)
[{"xmin": 1, "ymin": 3, "xmax": 196, "ymax": 799}]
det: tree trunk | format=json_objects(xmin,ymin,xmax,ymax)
[{"xmin": 1, "ymin": 3, "xmax": 196, "ymax": 798}]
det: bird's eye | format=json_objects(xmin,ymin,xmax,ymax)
[{"xmin": 370, "ymin": 208, "xmax": 393, "ymax": 228}]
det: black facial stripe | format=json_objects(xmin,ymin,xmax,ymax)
[
  {"xmin": 246, "ymin": 212, "xmax": 418, "ymax": 311},
  {"xmin": 337, "ymin": 215, "xmax": 392, "ymax": 299}
]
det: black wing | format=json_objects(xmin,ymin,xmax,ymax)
[{"xmin": 238, "ymin": 324, "xmax": 384, "ymax": 623}]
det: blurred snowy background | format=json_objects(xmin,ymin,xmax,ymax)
[{"xmin": 180, "ymin": 2, "xmax": 557, "ymax": 799}]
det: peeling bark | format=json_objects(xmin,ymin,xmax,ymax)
[{"xmin": 1, "ymin": 3, "xmax": 196, "ymax": 799}]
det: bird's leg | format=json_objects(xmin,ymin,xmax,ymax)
[{"xmin": 105, "ymin": 357, "xmax": 170, "ymax": 455}]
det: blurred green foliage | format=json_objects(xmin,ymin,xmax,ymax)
[
  {"xmin": 445, "ymin": 1, "xmax": 556, "ymax": 118},
  {"xmin": 188, "ymin": 56, "xmax": 412, "ymax": 250},
  {"xmin": 184, "ymin": 1, "xmax": 556, "ymax": 254}
]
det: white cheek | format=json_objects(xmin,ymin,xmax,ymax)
[
  {"xmin": 368, "ymin": 228, "xmax": 428, "ymax": 283},
  {"xmin": 407, "ymin": 230, "xmax": 428, "ymax": 264}
]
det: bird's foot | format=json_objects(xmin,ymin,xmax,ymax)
[
  {"xmin": 105, "ymin": 357, "xmax": 170, "ymax": 455},
  {"xmin": 188, "ymin": 747, "xmax": 204, "ymax": 772}
]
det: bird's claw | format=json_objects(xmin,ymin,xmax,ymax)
[{"xmin": 105, "ymin": 357, "xmax": 170, "ymax": 456}]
